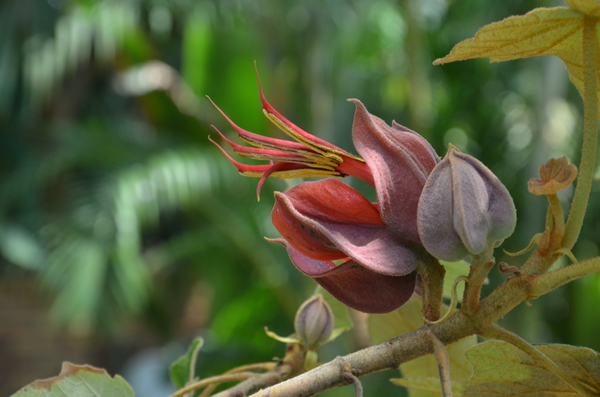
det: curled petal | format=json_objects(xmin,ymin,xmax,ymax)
[
  {"xmin": 350, "ymin": 99, "xmax": 439, "ymax": 243},
  {"xmin": 272, "ymin": 179, "xmax": 418, "ymax": 275},
  {"xmin": 272, "ymin": 238, "xmax": 416, "ymax": 313}
]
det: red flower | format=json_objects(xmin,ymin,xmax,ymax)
[{"xmin": 210, "ymin": 74, "xmax": 439, "ymax": 313}]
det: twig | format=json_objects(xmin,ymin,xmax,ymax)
[
  {"xmin": 336, "ymin": 356, "xmax": 363, "ymax": 397},
  {"xmin": 168, "ymin": 373, "xmax": 255, "ymax": 397},
  {"xmin": 211, "ymin": 361, "xmax": 293, "ymax": 397},
  {"xmin": 198, "ymin": 363, "xmax": 276, "ymax": 397},
  {"xmin": 531, "ymin": 255, "xmax": 600, "ymax": 298},
  {"xmin": 428, "ymin": 329, "xmax": 453, "ymax": 397}
]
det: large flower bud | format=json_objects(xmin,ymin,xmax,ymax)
[
  {"xmin": 294, "ymin": 295, "xmax": 334, "ymax": 350},
  {"xmin": 417, "ymin": 145, "xmax": 516, "ymax": 261}
]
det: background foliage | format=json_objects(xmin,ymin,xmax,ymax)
[{"xmin": 0, "ymin": 0, "xmax": 598, "ymax": 396}]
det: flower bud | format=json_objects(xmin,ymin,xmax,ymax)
[
  {"xmin": 417, "ymin": 145, "xmax": 516, "ymax": 261},
  {"xmin": 528, "ymin": 156, "xmax": 577, "ymax": 195},
  {"xmin": 294, "ymin": 295, "xmax": 334, "ymax": 350}
]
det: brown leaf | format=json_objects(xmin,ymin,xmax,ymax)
[{"xmin": 12, "ymin": 362, "xmax": 134, "ymax": 397}]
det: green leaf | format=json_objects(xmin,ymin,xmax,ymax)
[
  {"xmin": 434, "ymin": 2, "xmax": 600, "ymax": 114},
  {"xmin": 369, "ymin": 299, "xmax": 477, "ymax": 397},
  {"xmin": 391, "ymin": 378, "xmax": 468, "ymax": 396},
  {"xmin": 464, "ymin": 340, "xmax": 600, "ymax": 396},
  {"xmin": 11, "ymin": 362, "xmax": 134, "ymax": 397},
  {"xmin": 170, "ymin": 336, "xmax": 204, "ymax": 390},
  {"xmin": 440, "ymin": 260, "xmax": 470, "ymax": 299}
]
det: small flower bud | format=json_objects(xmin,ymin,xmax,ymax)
[
  {"xmin": 294, "ymin": 295, "xmax": 334, "ymax": 350},
  {"xmin": 528, "ymin": 156, "xmax": 577, "ymax": 195},
  {"xmin": 417, "ymin": 145, "xmax": 516, "ymax": 261}
]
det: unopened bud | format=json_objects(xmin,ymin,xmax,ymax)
[
  {"xmin": 294, "ymin": 295, "xmax": 334, "ymax": 350},
  {"xmin": 417, "ymin": 145, "xmax": 516, "ymax": 261},
  {"xmin": 528, "ymin": 156, "xmax": 577, "ymax": 195}
]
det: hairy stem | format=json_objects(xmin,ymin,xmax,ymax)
[
  {"xmin": 563, "ymin": 16, "xmax": 599, "ymax": 250},
  {"xmin": 480, "ymin": 325, "xmax": 597, "ymax": 397},
  {"xmin": 547, "ymin": 194, "xmax": 565, "ymax": 252},
  {"xmin": 462, "ymin": 256, "xmax": 494, "ymax": 316},
  {"xmin": 532, "ymin": 255, "xmax": 600, "ymax": 297},
  {"xmin": 418, "ymin": 255, "xmax": 446, "ymax": 322}
]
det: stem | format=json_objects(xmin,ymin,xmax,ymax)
[
  {"xmin": 168, "ymin": 373, "xmax": 255, "ymax": 397},
  {"xmin": 418, "ymin": 254, "xmax": 446, "ymax": 322},
  {"xmin": 198, "ymin": 363, "xmax": 276, "ymax": 397},
  {"xmin": 462, "ymin": 256, "xmax": 494, "ymax": 316},
  {"xmin": 480, "ymin": 325, "xmax": 597, "ymax": 397},
  {"xmin": 531, "ymin": 255, "xmax": 600, "ymax": 297},
  {"xmin": 563, "ymin": 16, "xmax": 599, "ymax": 250},
  {"xmin": 428, "ymin": 329, "xmax": 453, "ymax": 397},
  {"xmin": 547, "ymin": 194, "xmax": 565, "ymax": 252}
]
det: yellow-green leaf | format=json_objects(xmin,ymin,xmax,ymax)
[
  {"xmin": 434, "ymin": 4, "xmax": 600, "ymax": 113},
  {"xmin": 464, "ymin": 340, "xmax": 600, "ymax": 396},
  {"xmin": 369, "ymin": 299, "xmax": 477, "ymax": 397},
  {"xmin": 441, "ymin": 260, "xmax": 470, "ymax": 299},
  {"xmin": 391, "ymin": 378, "xmax": 468, "ymax": 396},
  {"xmin": 12, "ymin": 362, "xmax": 134, "ymax": 397}
]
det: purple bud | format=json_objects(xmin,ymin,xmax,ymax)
[
  {"xmin": 294, "ymin": 295, "xmax": 334, "ymax": 350},
  {"xmin": 417, "ymin": 146, "xmax": 516, "ymax": 261}
]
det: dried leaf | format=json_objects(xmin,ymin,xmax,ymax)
[
  {"xmin": 369, "ymin": 299, "xmax": 477, "ymax": 397},
  {"xmin": 434, "ymin": 4, "xmax": 600, "ymax": 113},
  {"xmin": 12, "ymin": 362, "xmax": 134, "ymax": 397},
  {"xmin": 464, "ymin": 340, "xmax": 600, "ymax": 396}
]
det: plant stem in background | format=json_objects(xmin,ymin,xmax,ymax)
[{"xmin": 563, "ymin": 16, "xmax": 599, "ymax": 250}]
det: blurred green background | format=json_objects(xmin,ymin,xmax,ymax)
[{"xmin": 0, "ymin": 0, "xmax": 599, "ymax": 395}]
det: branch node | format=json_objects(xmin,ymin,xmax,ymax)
[{"xmin": 335, "ymin": 356, "xmax": 363, "ymax": 397}]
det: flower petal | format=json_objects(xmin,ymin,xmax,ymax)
[
  {"xmin": 271, "ymin": 238, "xmax": 416, "ymax": 313},
  {"xmin": 272, "ymin": 179, "xmax": 418, "ymax": 275},
  {"xmin": 349, "ymin": 99, "xmax": 439, "ymax": 244},
  {"xmin": 417, "ymin": 156, "xmax": 469, "ymax": 261}
]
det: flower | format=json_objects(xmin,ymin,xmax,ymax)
[
  {"xmin": 417, "ymin": 145, "xmax": 517, "ymax": 262},
  {"xmin": 208, "ymin": 69, "xmax": 373, "ymax": 199},
  {"xmin": 210, "ymin": 72, "xmax": 439, "ymax": 313}
]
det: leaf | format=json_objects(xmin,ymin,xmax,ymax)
[
  {"xmin": 434, "ymin": 2, "xmax": 600, "ymax": 113},
  {"xmin": 464, "ymin": 340, "xmax": 600, "ymax": 396},
  {"xmin": 391, "ymin": 378, "xmax": 468, "ymax": 396},
  {"xmin": 11, "ymin": 362, "xmax": 134, "ymax": 397},
  {"xmin": 440, "ymin": 260, "xmax": 470, "ymax": 299},
  {"xmin": 170, "ymin": 336, "xmax": 204, "ymax": 390},
  {"xmin": 369, "ymin": 299, "xmax": 477, "ymax": 397}
]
